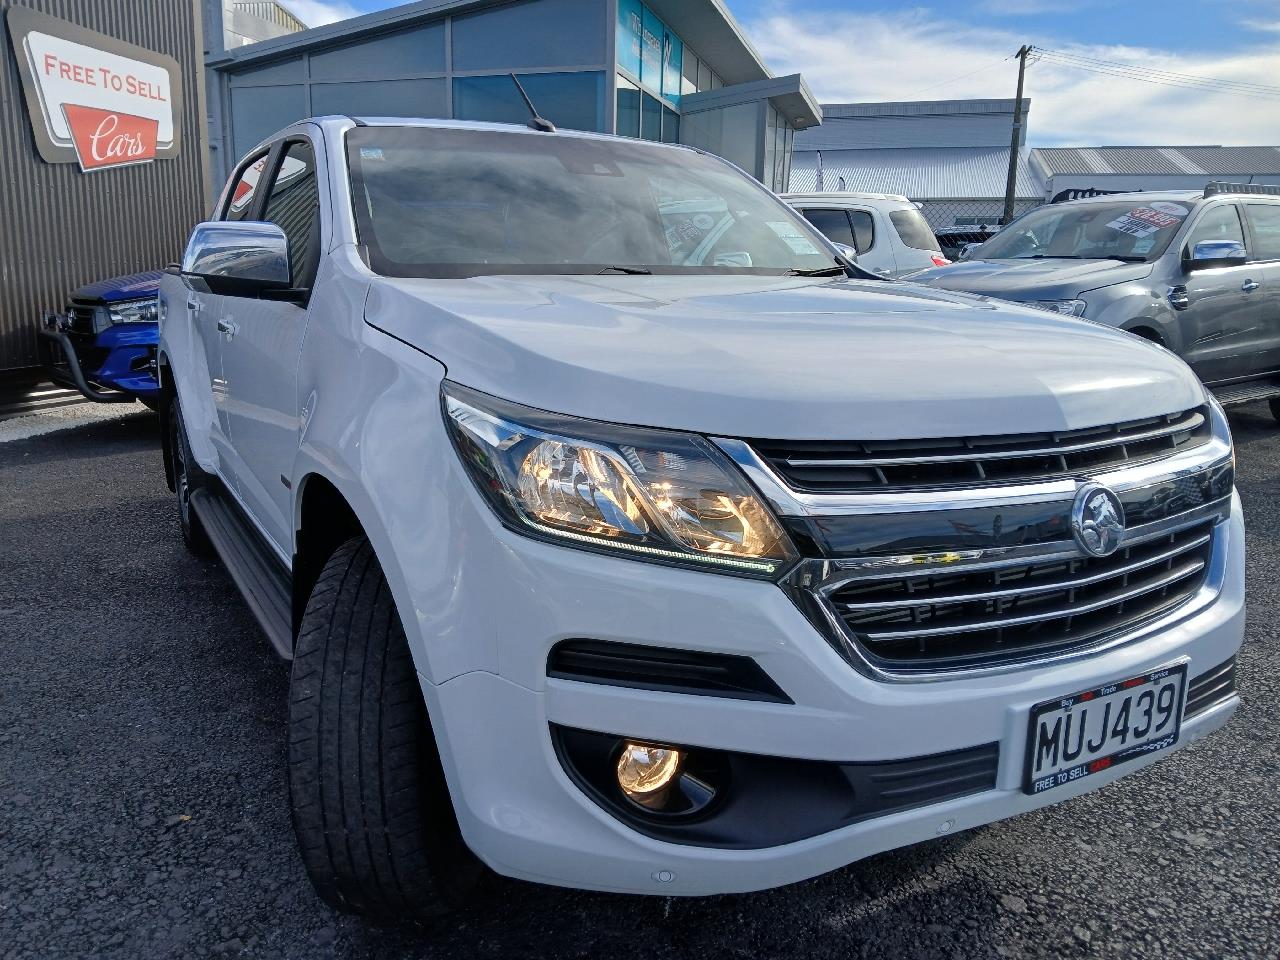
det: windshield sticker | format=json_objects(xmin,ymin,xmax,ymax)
[
  {"xmin": 1105, "ymin": 206, "xmax": 1185, "ymax": 239},
  {"xmin": 359, "ymin": 147, "xmax": 384, "ymax": 161},
  {"xmin": 766, "ymin": 220, "xmax": 822, "ymax": 255},
  {"xmin": 1149, "ymin": 201, "xmax": 1189, "ymax": 216}
]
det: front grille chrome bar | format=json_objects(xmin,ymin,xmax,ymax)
[{"xmin": 836, "ymin": 530, "xmax": 1212, "ymax": 612}]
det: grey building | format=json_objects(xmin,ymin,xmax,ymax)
[
  {"xmin": 1030, "ymin": 145, "xmax": 1280, "ymax": 199},
  {"xmin": 221, "ymin": 1, "xmax": 307, "ymax": 49},
  {"xmin": 203, "ymin": 0, "xmax": 822, "ymax": 191},
  {"xmin": 790, "ymin": 99, "xmax": 1042, "ymax": 230}
]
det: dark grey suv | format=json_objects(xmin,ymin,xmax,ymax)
[{"xmin": 909, "ymin": 183, "xmax": 1280, "ymax": 417}]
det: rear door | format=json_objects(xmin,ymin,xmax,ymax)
[
  {"xmin": 797, "ymin": 206, "xmax": 896, "ymax": 275},
  {"xmin": 1241, "ymin": 201, "xmax": 1280, "ymax": 375},
  {"xmin": 1175, "ymin": 201, "xmax": 1258, "ymax": 384},
  {"xmin": 219, "ymin": 135, "xmax": 324, "ymax": 554}
]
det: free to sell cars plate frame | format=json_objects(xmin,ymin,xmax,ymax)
[{"xmin": 1023, "ymin": 663, "xmax": 1188, "ymax": 795}]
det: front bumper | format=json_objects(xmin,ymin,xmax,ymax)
[
  {"xmin": 417, "ymin": 491, "xmax": 1245, "ymax": 896},
  {"xmin": 41, "ymin": 317, "xmax": 159, "ymax": 401}
]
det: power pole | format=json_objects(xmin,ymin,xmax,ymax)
[{"xmin": 1002, "ymin": 45, "xmax": 1031, "ymax": 224}]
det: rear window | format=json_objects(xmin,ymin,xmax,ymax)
[{"xmin": 889, "ymin": 208, "xmax": 941, "ymax": 252}]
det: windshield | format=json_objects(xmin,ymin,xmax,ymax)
[
  {"xmin": 346, "ymin": 126, "xmax": 841, "ymax": 278},
  {"xmin": 975, "ymin": 200, "xmax": 1193, "ymax": 262}
]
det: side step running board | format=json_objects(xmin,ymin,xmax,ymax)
[
  {"xmin": 1211, "ymin": 378, "xmax": 1280, "ymax": 406},
  {"xmin": 190, "ymin": 486, "xmax": 294, "ymax": 660}
]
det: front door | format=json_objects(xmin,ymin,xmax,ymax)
[
  {"xmin": 187, "ymin": 148, "xmax": 273, "ymax": 482},
  {"xmin": 1175, "ymin": 202, "xmax": 1258, "ymax": 384},
  {"xmin": 220, "ymin": 137, "xmax": 323, "ymax": 554}
]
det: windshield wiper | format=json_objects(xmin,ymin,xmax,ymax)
[
  {"xmin": 1014, "ymin": 254, "xmax": 1088, "ymax": 260},
  {"xmin": 597, "ymin": 265, "xmax": 652, "ymax": 275},
  {"xmin": 784, "ymin": 265, "xmax": 848, "ymax": 277}
]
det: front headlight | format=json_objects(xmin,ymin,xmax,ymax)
[
  {"xmin": 1023, "ymin": 298, "xmax": 1087, "ymax": 317},
  {"xmin": 107, "ymin": 298, "xmax": 160, "ymax": 324},
  {"xmin": 443, "ymin": 383, "xmax": 797, "ymax": 578}
]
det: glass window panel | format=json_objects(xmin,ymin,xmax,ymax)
[
  {"xmin": 616, "ymin": 74, "xmax": 640, "ymax": 138},
  {"xmin": 710, "ymin": 72, "xmax": 722, "ymax": 90},
  {"xmin": 452, "ymin": 0, "xmax": 605, "ymax": 71},
  {"xmin": 1186, "ymin": 204, "xmax": 1245, "ymax": 254},
  {"xmin": 849, "ymin": 210, "xmax": 875, "ymax": 252},
  {"xmin": 1245, "ymin": 204, "xmax": 1280, "ymax": 260},
  {"xmin": 230, "ymin": 85, "xmax": 304, "ymax": 159},
  {"xmin": 679, "ymin": 102, "xmax": 760, "ymax": 178},
  {"xmin": 661, "ymin": 106, "xmax": 679, "ymax": 144},
  {"xmin": 663, "ymin": 32, "xmax": 681, "ymax": 104},
  {"xmin": 697, "ymin": 60, "xmax": 711, "ymax": 92},
  {"xmin": 799, "ymin": 209, "xmax": 854, "ymax": 247},
  {"xmin": 262, "ymin": 140, "xmax": 320, "ymax": 287},
  {"xmin": 228, "ymin": 58, "xmax": 303, "ymax": 85},
  {"xmin": 222, "ymin": 150, "xmax": 271, "ymax": 221},
  {"xmin": 453, "ymin": 72, "xmax": 604, "ymax": 132},
  {"xmin": 640, "ymin": 92, "xmax": 662, "ymax": 141},
  {"xmin": 309, "ymin": 22, "xmax": 444, "ymax": 81},
  {"xmin": 310, "ymin": 79, "xmax": 447, "ymax": 120},
  {"xmin": 640, "ymin": 7, "xmax": 664, "ymax": 90},
  {"xmin": 616, "ymin": 0, "xmax": 642, "ymax": 78},
  {"xmin": 682, "ymin": 50, "xmax": 698, "ymax": 95},
  {"xmin": 763, "ymin": 109, "xmax": 776, "ymax": 192}
]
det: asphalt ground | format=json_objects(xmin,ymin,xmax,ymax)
[{"xmin": 1, "ymin": 406, "xmax": 1277, "ymax": 960}]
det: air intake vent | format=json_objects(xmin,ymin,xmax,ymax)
[
  {"xmin": 547, "ymin": 640, "xmax": 792, "ymax": 704},
  {"xmin": 1186, "ymin": 656, "xmax": 1237, "ymax": 716}
]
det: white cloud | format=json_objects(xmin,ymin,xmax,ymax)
[
  {"xmin": 279, "ymin": 0, "xmax": 363, "ymax": 28},
  {"xmin": 746, "ymin": 7, "xmax": 1280, "ymax": 145}
]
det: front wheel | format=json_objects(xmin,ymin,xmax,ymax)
[
  {"xmin": 288, "ymin": 537, "xmax": 483, "ymax": 921},
  {"xmin": 168, "ymin": 394, "xmax": 213, "ymax": 558}
]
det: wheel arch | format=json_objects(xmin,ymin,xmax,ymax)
[
  {"xmin": 292, "ymin": 471, "xmax": 366, "ymax": 637},
  {"xmin": 157, "ymin": 350, "xmax": 176, "ymax": 492}
]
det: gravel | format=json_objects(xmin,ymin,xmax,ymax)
[{"xmin": 1, "ymin": 406, "xmax": 1277, "ymax": 960}]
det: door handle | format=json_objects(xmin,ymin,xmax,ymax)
[
  {"xmin": 1242, "ymin": 279, "xmax": 1260, "ymax": 293},
  {"xmin": 186, "ymin": 296, "xmax": 202, "ymax": 315},
  {"xmin": 216, "ymin": 318, "xmax": 238, "ymax": 338}
]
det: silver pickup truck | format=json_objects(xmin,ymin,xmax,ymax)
[
  {"xmin": 158, "ymin": 116, "xmax": 1243, "ymax": 924},
  {"xmin": 910, "ymin": 184, "xmax": 1280, "ymax": 416}
]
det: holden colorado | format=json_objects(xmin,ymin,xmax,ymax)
[{"xmin": 158, "ymin": 116, "xmax": 1244, "ymax": 920}]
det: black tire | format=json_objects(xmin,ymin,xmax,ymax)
[
  {"xmin": 168, "ymin": 394, "xmax": 214, "ymax": 558},
  {"xmin": 1269, "ymin": 397, "xmax": 1280, "ymax": 423},
  {"xmin": 288, "ymin": 537, "xmax": 483, "ymax": 921}
]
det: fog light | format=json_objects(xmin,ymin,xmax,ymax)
[{"xmin": 616, "ymin": 742, "xmax": 683, "ymax": 808}]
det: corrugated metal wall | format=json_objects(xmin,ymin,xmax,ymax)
[{"xmin": 0, "ymin": 0, "xmax": 208, "ymax": 373}]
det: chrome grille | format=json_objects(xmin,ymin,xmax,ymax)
[
  {"xmin": 827, "ymin": 520, "xmax": 1216, "ymax": 672},
  {"xmin": 753, "ymin": 407, "xmax": 1210, "ymax": 492}
]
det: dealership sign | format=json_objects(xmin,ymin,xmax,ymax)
[{"xmin": 6, "ymin": 6, "xmax": 183, "ymax": 172}]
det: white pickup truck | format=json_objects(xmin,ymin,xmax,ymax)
[{"xmin": 159, "ymin": 116, "xmax": 1243, "ymax": 922}]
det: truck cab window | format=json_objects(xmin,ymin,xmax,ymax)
[
  {"xmin": 223, "ymin": 151, "xmax": 271, "ymax": 221},
  {"xmin": 262, "ymin": 141, "xmax": 320, "ymax": 288}
]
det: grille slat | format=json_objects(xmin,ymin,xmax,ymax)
[
  {"xmin": 830, "ymin": 522, "xmax": 1215, "ymax": 670},
  {"xmin": 757, "ymin": 407, "xmax": 1210, "ymax": 493}
]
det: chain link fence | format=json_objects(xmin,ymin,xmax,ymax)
[{"xmin": 914, "ymin": 199, "xmax": 1044, "ymax": 260}]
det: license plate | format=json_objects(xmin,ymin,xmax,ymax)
[{"xmin": 1023, "ymin": 663, "xmax": 1187, "ymax": 795}]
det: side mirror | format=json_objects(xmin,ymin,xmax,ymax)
[
  {"xmin": 959, "ymin": 242, "xmax": 981, "ymax": 262},
  {"xmin": 181, "ymin": 221, "xmax": 293, "ymax": 298},
  {"xmin": 1186, "ymin": 239, "xmax": 1246, "ymax": 271},
  {"xmin": 831, "ymin": 242, "xmax": 858, "ymax": 263}
]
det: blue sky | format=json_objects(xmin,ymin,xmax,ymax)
[{"xmin": 285, "ymin": 0, "xmax": 1280, "ymax": 145}]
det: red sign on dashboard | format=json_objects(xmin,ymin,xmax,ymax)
[{"xmin": 61, "ymin": 103, "xmax": 158, "ymax": 171}]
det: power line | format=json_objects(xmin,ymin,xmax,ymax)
[
  {"xmin": 898, "ymin": 54, "xmax": 1014, "ymax": 99},
  {"xmin": 1036, "ymin": 47, "xmax": 1280, "ymax": 96},
  {"xmin": 1034, "ymin": 49, "xmax": 1280, "ymax": 101}
]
